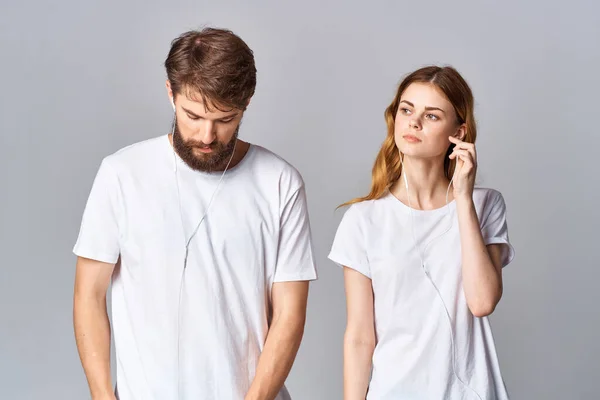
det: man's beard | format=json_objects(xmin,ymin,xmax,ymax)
[{"xmin": 172, "ymin": 120, "xmax": 239, "ymax": 172}]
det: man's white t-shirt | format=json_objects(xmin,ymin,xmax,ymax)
[
  {"xmin": 73, "ymin": 135, "xmax": 318, "ymax": 400},
  {"xmin": 328, "ymin": 188, "xmax": 515, "ymax": 400}
]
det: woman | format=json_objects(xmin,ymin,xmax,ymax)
[{"xmin": 329, "ymin": 66, "xmax": 515, "ymax": 400}]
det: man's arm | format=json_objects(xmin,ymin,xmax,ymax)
[
  {"xmin": 73, "ymin": 256, "xmax": 116, "ymax": 400},
  {"xmin": 245, "ymin": 281, "xmax": 309, "ymax": 400}
]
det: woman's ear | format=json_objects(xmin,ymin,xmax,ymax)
[{"xmin": 455, "ymin": 123, "xmax": 467, "ymax": 141}]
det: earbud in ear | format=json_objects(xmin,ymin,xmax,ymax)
[{"xmin": 170, "ymin": 98, "xmax": 176, "ymax": 111}]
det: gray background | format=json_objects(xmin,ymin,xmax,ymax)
[{"xmin": 1, "ymin": 0, "xmax": 599, "ymax": 399}]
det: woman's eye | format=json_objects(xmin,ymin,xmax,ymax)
[
  {"xmin": 401, "ymin": 108, "xmax": 411, "ymax": 115},
  {"xmin": 426, "ymin": 114, "xmax": 439, "ymax": 121}
]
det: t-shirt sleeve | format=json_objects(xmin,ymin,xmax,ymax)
[
  {"xmin": 273, "ymin": 175, "xmax": 318, "ymax": 283},
  {"xmin": 481, "ymin": 191, "xmax": 515, "ymax": 268},
  {"xmin": 72, "ymin": 158, "xmax": 122, "ymax": 264},
  {"xmin": 328, "ymin": 205, "xmax": 371, "ymax": 279}
]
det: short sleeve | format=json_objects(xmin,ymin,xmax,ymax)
[
  {"xmin": 328, "ymin": 205, "xmax": 371, "ymax": 279},
  {"xmin": 481, "ymin": 191, "xmax": 515, "ymax": 268},
  {"xmin": 72, "ymin": 158, "xmax": 122, "ymax": 264},
  {"xmin": 273, "ymin": 181, "xmax": 318, "ymax": 283}
]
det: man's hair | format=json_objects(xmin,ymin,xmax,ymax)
[{"xmin": 165, "ymin": 27, "xmax": 257, "ymax": 111}]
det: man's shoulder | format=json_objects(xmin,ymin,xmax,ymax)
[
  {"xmin": 249, "ymin": 144, "xmax": 305, "ymax": 185},
  {"xmin": 250, "ymin": 144, "xmax": 295, "ymax": 168},
  {"xmin": 102, "ymin": 135, "xmax": 168, "ymax": 171}
]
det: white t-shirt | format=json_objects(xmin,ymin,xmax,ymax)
[
  {"xmin": 73, "ymin": 135, "xmax": 318, "ymax": 400},
  {"xmin": 328, "ymin": 188, "xmax": 515, "ymax": 400}
]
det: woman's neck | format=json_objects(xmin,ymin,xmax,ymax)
[{"xmin": 392, "ymin": 154, "xmax": 453, "ymax": 210}]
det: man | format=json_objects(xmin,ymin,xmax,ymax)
[{"xmin": 73, "ymin": 28, "xmax": 317, "ymax": 400}]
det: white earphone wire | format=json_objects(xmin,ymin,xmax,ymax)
[
  {"xmin": 400, "ymin": 152, "xmax": 483, "ymax": 400},
  {"xmin": 171, "ymin": 112, "xmax": 238, "ymax": 398}
]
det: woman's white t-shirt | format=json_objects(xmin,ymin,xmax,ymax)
[{"xmin": 328, "ymin": 188, "xmax": 515, "ymax": 400}]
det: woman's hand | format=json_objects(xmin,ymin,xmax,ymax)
[{"xmin": 448, "ymin": 136, "xmax": 477, "ymax": 200}]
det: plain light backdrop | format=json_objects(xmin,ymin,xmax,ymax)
[{"xmin": 1, "ymin": 0, "xmax": 599, "ymax": 399}]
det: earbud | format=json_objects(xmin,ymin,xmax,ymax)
[{"xmin": 171, "ymin": 97, "xmax": 176, "ymax": 112}]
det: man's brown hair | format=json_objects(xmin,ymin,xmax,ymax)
[{"xmin": 165, "ymin": 27, "xmax": 257, "ymax": 111}]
